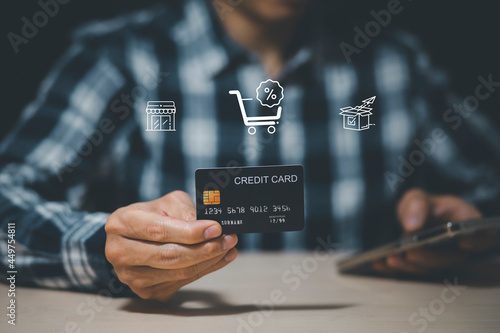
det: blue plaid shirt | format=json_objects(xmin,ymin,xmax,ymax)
[{"xmin": 1, "ymin": 0, "xmax": 500, "ymax": 292}]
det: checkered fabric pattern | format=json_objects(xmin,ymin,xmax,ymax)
[{"xmin": 1, "ymin": 0, "xmax": 499, "ymax": 292}]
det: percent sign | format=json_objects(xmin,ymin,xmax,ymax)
[
  {"xmin": 264, "ymin": 87, "xmax": 277, "ymax": 100},
  {"xmin": 256, "ymin": 79, "xmax": 284, "ymax": 108}
]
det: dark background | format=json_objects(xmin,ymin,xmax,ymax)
[{"xmin": 3, "ymin": 0, "xmax": 500, "ymax": 140}]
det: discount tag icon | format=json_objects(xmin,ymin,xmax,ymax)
[{"xmin": 256, "ymin": 79, "xmax": 284, "ymax": 108}]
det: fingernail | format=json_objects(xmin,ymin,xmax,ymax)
[
  {"xmin": 224, "ymin": 249, "xmax": 238, "ymax": 262},
  {"xmin": 223, "ymin": 234, "xmax": 238, "ymax": 250},
  {"xmin": 204, "ymin": 225, "xmax": 221, "ymax": 239},
  {"xmin": 406, "ymin": 215, "xmax": 421, "ymax": 229}
]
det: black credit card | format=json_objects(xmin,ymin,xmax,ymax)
[{"xmin": 195, "ymin": 165, "xmax": 304, "ymax": 234}]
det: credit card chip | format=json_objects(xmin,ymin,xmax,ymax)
[{"xmin": 203, "ymin": 190, "xmax": 220, "ymax": 205}]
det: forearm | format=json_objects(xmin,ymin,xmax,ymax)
[{"xmin": 0, "ymin": 163, "xmax": 126, "ymax": 293}]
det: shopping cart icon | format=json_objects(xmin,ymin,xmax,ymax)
[{"xmin": 229, "ymin": 90, "xmax": 282, "ymax": 135}]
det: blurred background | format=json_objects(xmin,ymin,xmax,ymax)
[{"xmin": 4, "ymin": 0, "xmax": 500, "ymax": 140}]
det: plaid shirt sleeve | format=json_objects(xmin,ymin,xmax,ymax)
[
  {"xmin": 422, "ymin": 89, "xmax": 500, "ymax": 216},
  {"xmin": 0, "ymin": 36, "xmax": 130, "ymax": 292},
  {"xmin": 388, "ymin": 33, "xmax": 500, "ymax": 216}
]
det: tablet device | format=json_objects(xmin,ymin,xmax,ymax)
[{"xmin": 337, "ymin": 216, "xmax": 500, "ymax": 274}]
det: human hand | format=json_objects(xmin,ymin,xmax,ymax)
[
  {"xmin": 105, "ymin": 191, "xmax": 238, "ymax": 302},
  {"xmin": 373, "ymin": 189, "xmax": 497, "ymax": 275}
]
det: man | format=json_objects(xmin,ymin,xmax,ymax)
[{"xmin": 0, "ymin": 0, "xmax": 499, "ymax": 302}]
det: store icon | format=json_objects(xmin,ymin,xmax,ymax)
[{"xmin": 145, "ymin": 101, "xmax": 176, "ymax": 131}]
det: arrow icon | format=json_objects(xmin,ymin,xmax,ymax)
[{"xmin": 362, "ymin": 96, "xmax": 376, "ymax": 105}]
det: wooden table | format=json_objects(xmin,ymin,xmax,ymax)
[{"xmin": 2, "ymin": 252, "xmax": 500, "ymax": 333}]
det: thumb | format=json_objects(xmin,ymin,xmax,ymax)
[{"xmin": 397, "ymin": 189, "xmax": 431, "ymax": 233}]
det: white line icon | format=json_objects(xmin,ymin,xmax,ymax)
[
  {"xmin": 229, "ymin": 90, "xmax": 282, "ymax": 135},
  {"xmin": 145, "ymin": 101, "xmax": 176, "ymax": 131},
  {"xmin": 339, "ymin": 96, "xmax": 376, "ymax": 131},
  {"xmin": 256, "ymin": 79, "xmax": 284, "ymax": 108}
]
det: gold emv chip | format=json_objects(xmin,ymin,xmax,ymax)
[{"xmin": 203, "ymin": 190, "xmax": 220, "ymax": 205}]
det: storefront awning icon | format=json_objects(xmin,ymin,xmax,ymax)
[
  {"xmin": 145, "ymin": 101, "xmax": 176, "ymax": 131},
  {"xmin": 146, "ymin": 101, "xmax": 176, "ymax": 114}
]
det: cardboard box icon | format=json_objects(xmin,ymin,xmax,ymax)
[{"xmin": 339, "ymin": 96, "xmax": 376, "ymax": 131}]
